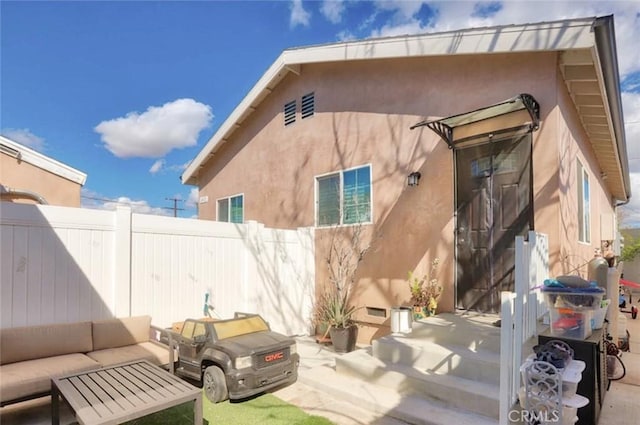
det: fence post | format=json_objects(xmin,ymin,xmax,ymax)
[
  {"xmin": 499, "ymin": 291, "xmax": 516, "ymax": 425},
  {"xmin": 297, "ymin": 226, "xmax": 316, "ymax": 335},
  {"xmin": 531, "ymin": 232, "xmax": 550, "ymax": 320},
  {"xmin": 114, "ymin": 206, "xmax": 132, "ymax": 318},
  {"xmin": 244, "ymin": 221, "xmax": 263, "ymax": 313}
]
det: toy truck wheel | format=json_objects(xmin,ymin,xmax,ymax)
[{"xmin": 203, "ymin": 366, "xmax": 228, "ymax": 403}]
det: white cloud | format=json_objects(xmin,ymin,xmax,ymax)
[
  {"xmin": 94, "ymin": 98, "xmax": 213, "ymax": 158},
  {"xmin": 321, "ymin": 0, "xmax": 345, "ymax": 24},
  {"xmin": 186, "ymin": 188, "xmax": 199, "ymax": 209},
  {"xmin": 620, "ymin": 172, "xmax": 640, "ymax": 228},
  {"xmin": 621, "ymin": 92, "xmax": 640, "ymax": 228},
  {"xmin": 337, "ymin": 29, "xmax": 357, "ymax": 41},
  {"xmin": 81, "ymin": 189, "xmax": 171, "ymax": 216},
  {"xmin": 105, "ymin": 197, "xmax": 172, "ymax": 216},
  {"xmin": 1, "ymin": 128, "xmax": 45, "ymax": 152},
  {"xmin": 290, "ymin": 0, "xmax": 311, "ymax": 28},
  {"xmin": 167, "ymin": 161, "xmax": 191, "ymax": 172},
  {"xmin": 149, "ymin": 159, "xmax": 165, "ymax": 174},
  {"xmin": 623, "ymin": 92, "xmax": 640, "ymax": 173}
]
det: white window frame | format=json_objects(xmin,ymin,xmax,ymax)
[
  {"xmin": 314, "ymin": 164, "xmax": 373, "ymax": 227},
  {"xmin": 216, "ymin": 193, "xmax": 244, "ymax": 223},
  {"xmin": 577, "ymin": 160, "xmax": 590, "ymax": 243}
]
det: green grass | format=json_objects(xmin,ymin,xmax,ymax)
[{"xmin": 125, "ymin": 391, "xmax": 335, "ymax": 425}]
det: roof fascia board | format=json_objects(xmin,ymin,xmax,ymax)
[
  {"xmin": 0, "ymin": 136, "xmax": 87, "ymax": 185},
  {"xmin": 592, "ymin": 15, "xmax": 631, "ymax": 201},
  {"xmin": 289, "ymin": 20, "xmax": 596, "ymax": 63},
  {"xmin": 181, "ymin": 17, "xmax": 599, "ymax": 185}
]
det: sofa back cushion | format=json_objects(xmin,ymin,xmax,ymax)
[
  {"xmin": 92, "ymin": 315, "xmax": 151, "ymax": 351},
  {"xmin": 0, "ymin": 321, "xmax": 93, "ymax": 365}
]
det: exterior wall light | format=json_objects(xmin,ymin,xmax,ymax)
[{"xmin": 407, "ymin": 172, "xmax": 421, "ymax": 186}]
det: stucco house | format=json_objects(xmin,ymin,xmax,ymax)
[
  {"xmin": 183, "ymin": 16, "xmax": 631, "ymax": 342},
  {"xmin": 0, "ymin": 135, "xmax": 86, "ymax": 207}
]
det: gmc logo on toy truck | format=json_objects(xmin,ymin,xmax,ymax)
[{"xmin": 264, "ymin": 351, "xmax": 284, "ymax": 362}]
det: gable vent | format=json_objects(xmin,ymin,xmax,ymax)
[
  {"xmin": 284, "ymin": 100, "xmax": 296, "ymax": 126},
  {"xmin": 301, "ymin": 92, "xmax": 315, "ymax": 119}
]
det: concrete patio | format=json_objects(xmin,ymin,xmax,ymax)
[{"xmin": 1, "ymin": 312, "xmax": 639, "ymax": 425}]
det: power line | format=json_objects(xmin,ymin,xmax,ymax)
[
  {"xmin": 81, "ymin": 195, "xmax": 131, "ymax": 205},
  {"xmin": 81, "ymin": 195, "xmax": 194, "ymax": 215},
  {"xmin": 165, "ymin": 197, "xmax": 185, "ymax": 217}
]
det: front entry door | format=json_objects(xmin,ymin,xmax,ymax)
[{"xmin": 455, "ymin": 134, "xmax": 532, "ymax": 312}]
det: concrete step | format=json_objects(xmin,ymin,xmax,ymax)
[
  {"xmin": 392, "ymin": 314, "xmax": 502, "ymax": 354},
  {"xmin": 373, "ymin": 333, "xmax": 501, "ymax": 384},
  {"xmin": 300, "ymin": 364, "xmax": 498, "ymax": 425},
  {"xmin": 336, "ymin": 349, "xmax": 500, "ymax": 419}
]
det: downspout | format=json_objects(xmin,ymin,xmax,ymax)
[
  {"xmin": 615, "ymin": 198, "xmax": 630, "ymax": 208},
  {"xmin": 0, "ymin": 186, "xmax": 49, "ymax": 204},
  {"xmin": 593, "ymin": 16, "xmax": 632, "ymax": 202}
]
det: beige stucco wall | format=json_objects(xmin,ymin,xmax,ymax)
[
  {"xmin": 196, "ymin": 51, "xmax": 618, "ymax": 341},
  {"xmin": 0, "ymin": 153, "xmax": 82, "ymax": 207},
  {"xmin": 548, "ymin": 70, "xmax": 616, "ymax": 278}
]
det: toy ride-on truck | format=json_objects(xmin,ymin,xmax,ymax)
[{"xmin": 172, "ymin": 313, "xmax": 299, "ymax": 403}]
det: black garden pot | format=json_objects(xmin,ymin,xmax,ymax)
[{"xmin": 329, "ymin": 325, "xmax": 358, "ymax": 353}]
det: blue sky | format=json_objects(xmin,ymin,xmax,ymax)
[{"xmin": 2, "ymin": 1, "xmax": 639, "ymax": 224}]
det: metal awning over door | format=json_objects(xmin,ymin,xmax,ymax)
[{"xmin": 410, "ymin": 94, "xmax": 540, "ymax": 149}]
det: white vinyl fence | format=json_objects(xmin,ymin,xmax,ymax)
[
  {"xmin": 499, "ymin": 231, "xmax": 549, "ymax": 425},
  {"xmin": 0, "ymin": 203, "xmax": 315, "ymax": 335}
]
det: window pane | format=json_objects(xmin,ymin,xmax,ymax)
[
  {"xmin": 318, "ymin": 174, "xmax": 340, "ymax": 226},
  {"xmin": 230, "ymin": 195, "xmax": 243, "ymax": 223},
  {"xmin": 583, "ymin": 171, "xmax": 590, "ymax": 242},
  {"xmin": 218, "ymin": 199, "xmax": 229, "ymax": 222},
  {"xmin": 343, "ymin": 166, "xmax": 371, "ymax": 224}
]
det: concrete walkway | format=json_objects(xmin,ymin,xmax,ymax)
[
  {"xmin": 596, "ymin": 310, "xmax": 640, "ymax": 425},
  {"xmin": 274, "ymin": 336, "xmax": 408, "ymax": 425}
]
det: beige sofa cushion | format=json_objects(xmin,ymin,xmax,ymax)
[
  {"xmin": 0, "ymin": 353, "xmax": 100, "ymax": 403},
  {"xmin": 0, "ymin": 321, "xmax": 93, "ymax": 365},
  {"xmin": 92, "ymin": 315, "xmax": 152, "ymax": 351},
  {"xmin": 87, "ymin": 342, "xmax": 171, "ymax": 368}
]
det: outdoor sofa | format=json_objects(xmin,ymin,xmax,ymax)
[{"xmin": 0, "ymin": 315, "xmax": 175, "ymax": 406}]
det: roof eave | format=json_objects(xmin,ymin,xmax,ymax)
[
  {"xmin": 592, "ymin": 15, "xmax": 631, "ymax": 202},
  {"xmin": 181, "ymin": 17, "xmax": 606, "ymax": 186},
  {"xmin": 0, "ymin": 136, "xmax": 87, "ymax": 185}
]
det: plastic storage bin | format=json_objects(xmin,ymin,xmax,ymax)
[
  {"xmin": 592, "ymin": 299, "xmax": 610, "ymax": 330},
  {"xmin": 543, "ymin": 287, "xmax": 605, "ymax": 310},
  {"xmin": 549, "ymin": 307, "xmax": 593, "ymax": 339}
]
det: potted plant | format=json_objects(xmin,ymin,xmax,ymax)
[
  {"xmin": 408, "ymin": 258, "xmax": 442, "ymax": 319},
  {"xmin": 320, "ymin": 288, "xmax": 359, "ymax": 353},
  {"xmin": 318, "ymin": 223, "xmax": 374, "ymax": 353}
]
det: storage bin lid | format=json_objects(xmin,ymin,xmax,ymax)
[{"xmin": 542, "ymin": 286, "xmax": 605, "ymax": 294}]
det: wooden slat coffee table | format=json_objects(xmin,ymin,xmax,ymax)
[{"xmin": 51, "ymin": 360, "xmax": 202, "ymax": 425}]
